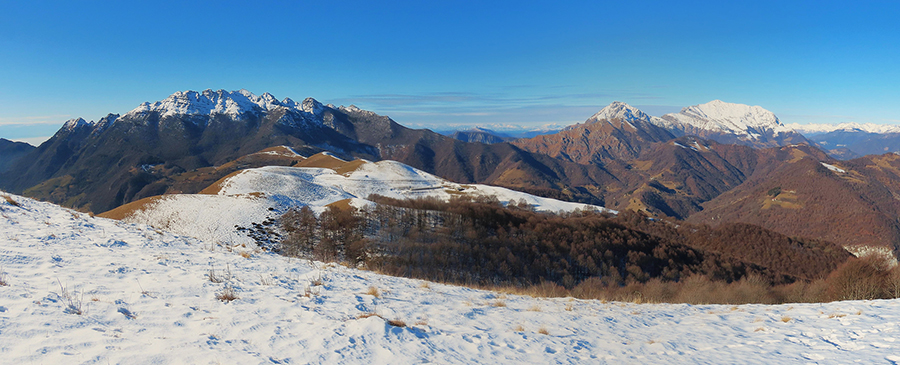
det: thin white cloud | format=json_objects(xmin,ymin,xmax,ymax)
[{"xmin": 0, "ymin": 114, "xmax": 71, "ymax": 126}]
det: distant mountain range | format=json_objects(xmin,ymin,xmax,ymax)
[
  {"xmin": 0, "ymin": 138, "xmax": 34, "ymax": 173},
  {"xmin": 2, "ymin": 89, "xmax": 900, "ymax": 255}
]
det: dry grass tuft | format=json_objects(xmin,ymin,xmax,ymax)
[
  {"xmin": 419, "ymin": 281, "xmax": 431, "ymax": 289},
  {"xmin": 239, "ymin": 251, "xmax": 252, "ymax": 259},
  {"xmin": 564, "ymin": 303, "xmax": 574, "ymax": 311},
  {"xmin": 216, "ymin": 286, "xmax": 239, "ymax": 303},
  {"xmin": 309, "ymin": 272, "xmax": 324, "ymax": 287},
  {"xmin": 528, "ymin": 304, "xmax": 541, "ymax": 312},
  {"xmin": 754, "ymin": 327, "xmax": 766, "ymax": 332},
  {"xmin": 513, "ymin": 325, "xmax": 525, "ymax": 332},
  {"xmin": 828, "ymin": 313, "xmax": 847, "ymax": 319},
  {"xmin": 302, "ymin": 285, "xmax": 320, "ymax": 297},
  {"xmin": 366, "ymin": 286, "xmax": 381, "ymax": 298},
  {"xmin": 780, "ymin": 316, "xmax": 792, "ymax": 323},
  {"xmin": 387, "ymin": 319, "xmax": 407, "ymax": 328},
  {"xmin": 356, "ymin": 312, "xmax": 406, "ymax": 327},
  {"xmin": 491, "ymin": 300, "xmax": 507, "ymax": 307},
  {"xmin": 3, "ymin": 195, "xmax": 20, "ymax": 207},
  {"xmin": 537, "ymin": 326, "xmax": 549, "ymax": 335},
  {"xmin": 414, "ymin": 318, "xmax": 428, "ymax": 327},
  {"xmin": 357, "ymin": 312, "xmax": 380, "ymax": 319}
]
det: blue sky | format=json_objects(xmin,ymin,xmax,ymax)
[{"xmin": 2, "ymin": 1, "xmax": 899, "ymax": 144}]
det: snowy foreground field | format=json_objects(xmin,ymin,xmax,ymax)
[{"xmin": 2, "ymin": 193, "xmax": 900, "ymax": 364}]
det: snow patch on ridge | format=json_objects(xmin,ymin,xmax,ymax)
[{"xmin": 820, "ymin": 162, "xmax": 846, "ymax": 173}]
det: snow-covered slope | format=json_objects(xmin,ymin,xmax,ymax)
[
  {"xmin": 3, "ymin": 192, "xmax": 900, "ymax": 364},
  {"xmin": 110, "ymin": 153, "xmax": 612, "ymax": 246},
  {"xmin": 655, "ymin": 100, "xmax": 809, "ymax": 147}
]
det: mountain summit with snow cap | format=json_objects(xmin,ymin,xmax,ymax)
[{"xmin": 653, "ymin": 100, "xmax": 810, "ymax": 148}]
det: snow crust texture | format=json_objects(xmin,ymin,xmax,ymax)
[{"xmin": 3, "ymin": 192, "xmax": 900, "ymax": 364}]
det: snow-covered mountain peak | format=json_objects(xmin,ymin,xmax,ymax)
[
  {"xmin": 588, "ymin": 101, "xmax": 654, "ymax": 124},
  {"xmin": 657, "ymin": 100, "xmax": 794, "ymax": 139},
  {"xmin": 93, "ymin": 113, "xmax": 120, "ymax": 133},
  {"xmin": 341, "ymin": 104, "xmax": 362, "ymax": 113},
  {"xmin": 301, "ymin": 97, "xmax": 325, "ymax": 115},
  {"xmin": 678, "ymin": 100, "xmax": 783, "ymax": 128},
  {"xmin": 124, "ymin": 89, "xmax": 293, "ymax": 118},
  {"xmin": 62, "ymin": 117, "xmax": 90, "ymax": 131}
]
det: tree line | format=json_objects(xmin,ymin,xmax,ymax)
[{"xmin": 278, "ymin": 195, "xmax": 900, "ymax": 304}]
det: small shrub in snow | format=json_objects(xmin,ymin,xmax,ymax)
[
  {"xmin": 208, "ymin": 265, "xmax": 232, "ymax": 283},
  {"xmin": 537, "ymin": 326, "xmax": 549, "ymax": 335},
  {"xmin": 302, "ymin": 284, "xmax": 320, "ymax": 298},
  {"xmin": 309, "ymin": 272, "xmax": 324, "ymax": 287},
  {"xmin": 57, "ymin": 279, "xmax": 84, "ymax": 315},
  {"xmin": 217, "ymin": 286, "xmax": 239, "ymax": 303},
  {"xmin": 0, "ymin": 266, "xmax": 8, "ymax": 286},
  {"xmin": 259, "ymin": 274, "xmax": 273, "ymax": 286}
]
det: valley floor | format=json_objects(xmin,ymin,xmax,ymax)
[{"xmin": 1, "ymin": 194, "xmax": 899, "ymax": 364}]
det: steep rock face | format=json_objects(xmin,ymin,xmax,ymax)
[
  {"xmin": 656, "ymin": 100, "xmax": 811, "ymax": 148},
  {"xmin": 512, "ymin": 102, "xmax": 676, "ymax": 164},
  {"xmin": 1, "ymin": 90, "xmax": 375, "ymax": 212}
]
